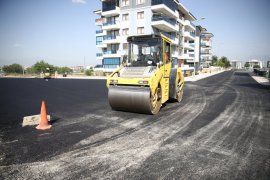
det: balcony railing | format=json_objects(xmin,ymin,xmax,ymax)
[
  {"xmin": 201, "ymin": 52, "xmax": 210, "ymax": 55},
  {"xmin": 103, "ymin": 35, "xmax": 117, "ymax": 40},
  {"xmin": 201, "ymin": 42, "xmax": 207, "ymax": 46},
  {"xmin": 103, "ymin": 21, "xmax": 116, "ymax": 26},
  {"xmin": 96, "ymin": 30, "xmax": 103, "ymax": 34},
  {"xmin": 104, "ymin": 50, "xmax": 117, "ymax": 55},
  {"xmin": 190, "ymin": 43, "xmax": 195, "ymax": 48},
  {"xmin": 152, "ymin": 16, "xmax": 176, "ymax": 26},
  {"xmin": 96, "ymin": 53, "xmax": 103, "ymax": 57},
  {"xmin": 160, "ymin": 32, "xmax": 176, "ymax": 40},
  {"xmin": 152, "ymin": 0, "xmax": 177, "ymax": 12}
]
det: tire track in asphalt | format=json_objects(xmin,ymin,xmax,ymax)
[
  {"xmin": 0, "ymin": 83, "xmax": 208, "ymax": 179},
  {"xmin": 125, "ymin": 71, "xmax": 270, "ymax": 179}
]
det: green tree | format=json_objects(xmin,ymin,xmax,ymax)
[
  {"xmin": 85, "ymin": 69, "xmax": 93, "ymax": 76},
  {"xmin": 211, "ymin": 55, "xmax": 218, "ymax": 66},
  {"xmin": 57, "ymin": 66, "xmax": 73, "ymax": 74},
  {"xmin": 31, "ymin": 60, "xmax": 55, "ymax": 74},
  {"xmin": 216, "ymin": 56, "xmax": 231, "ymax": 68},
  {"xmin": 244, "ymin": 62, "xmax": 250, "ymax": 68},
  {"xmin": 2, "ymin": 63, "xmax": 23, "ymax": 74},
  {"xmin": 253, "ymin": 64, "xmax": 260, "ymax": 69}
]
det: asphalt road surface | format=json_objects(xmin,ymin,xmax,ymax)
[{"xmin": 0, "ymin": 71, "xmax": 270, "ymax": 179}]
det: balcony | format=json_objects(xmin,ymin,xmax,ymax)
[
  {"xmin": 103, "ymin": 35, "xmax": 121, "ymax": 44},
  {"xmin": 180, "ymin": 54, "xmax": 195, "ymax": 60},
  {"xmin": 96, "ymin": 53, "xmax": 103, "ymax": 60},
  {"xmin": 101, "ymin": 5, "xmax": 120, "ymax": 17},
  {"xmin": 151, "ymin": 0, "xmax": 178, "ymax": 18},
  {"xmin": 96, "ymin": 42, "xmax": 107, "ymax": 48},
  {"xmin": 201, "ymin": 42, "xmax": 211, "ymax": 47},
  {"xmin": 103, "ymin": 50, "xmax": 121, "ymax": 58},
  {"xmin": 184, "ymin": 20, "xmax": 195, "ymax": 31},
  {"xmin": 184, "ymin": 31, "xmax": 195, "ymax": 40},
  {"xmin": 95, "ymin": 18, "xmax": 103, "ymax": 26},
  {"xmin": 172, "ymin": 51, "xmax": 179, "ymax": 58},
  {"xmin": 96, "ymin": 30, "xmax": 106, "ymax": 36},
  {"xmin": 160, "ymin": 32, "xmax": 179, "ymax": 44},
  {"xmin": 152, "ymin": 16, "xmax": 178, "ymax": 32},
  {"xmin": 183, "ymin": 43, "xmax": 195, "ymax": 50},
  {"xmin": 102, "ymin": 21, "xmax": 120, "ymax": 30}
]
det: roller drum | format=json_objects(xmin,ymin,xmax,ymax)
[{"xmin": 108, "ymin": 86, "xmax": 153, "ymax": 114}]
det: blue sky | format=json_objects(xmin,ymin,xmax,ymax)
[{"xmin": 0, "ymin": 0, "xmax": 269, "ymax": 67}]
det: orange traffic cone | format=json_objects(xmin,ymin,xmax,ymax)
[{"xmin": 36, "ymin": 101, "xmax": 52, "ymax": 130}]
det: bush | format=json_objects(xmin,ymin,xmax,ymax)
[
  {"xmin": 253, "ymin": 65, "xmax": 260, "ymax": 69},
  {"xmin": 2, "ymin": 64, "xmax": 23, "ymax": 74},
  {"xmin": 56, "ymin": 67, "xmax": 73, "ymax": 74},
  {"xmin": 85, "ymin": 69, "xmax": 93, "ymax": 76}
]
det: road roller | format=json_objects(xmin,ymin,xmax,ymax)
[{"xmin": 107, "ymin": 34, "xmax": 184, "ymax": 114}]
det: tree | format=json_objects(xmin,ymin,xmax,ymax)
[
  {"xmin": 211, "ymin": 55, "xmax": 218, "ymax": 66},
  {"xmin": 85, "ymin": 69, "xmax": 93, "ymax": 76},
  {"xmin": 244, "ymin": 62, "xmax": 250, "ymax": 68},
  {"xmin": 216, "ymin": 56, "xmax": 231, "ymax": 68},
  {"xmin": 57, "ymin": 66, "xmax": 73, "ymax": 74},
  {"xmin": 2, "ymin": 63, "xmax": 23, "ymax": 74},
  {"xmin": 31, "ymin": 60, "xmax": 55, "ymax": 74},
  {"xmin": 253, "ymin": 64, "xmax": 260, "ymax": 69}
]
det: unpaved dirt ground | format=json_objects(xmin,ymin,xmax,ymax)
[{"xmin": 0, "ymin": 71, "xmax": 270, "ymax": 179}]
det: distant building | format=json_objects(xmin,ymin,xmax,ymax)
[
  {"xmin": 231, "ymin": 60, "xmax": 242, "ymax": 69},
  {"xmin": 70, "ymin": 66, "xmax": 84, "ymax": 73},
  {"xmin": 246, "ymin": 59, "xmax": 263, "ymax": 68},
  {"xmin": 267, "ymin": 61, "xmax": 270, "ymax": 68},
  {"xmin": 200, "ymin": 31, "xmax": 214, "ymax": 68}
]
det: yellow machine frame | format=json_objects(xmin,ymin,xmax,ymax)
[{"xmin": 107, "ymin": 35, "xmax": 184, "ymax": 114}]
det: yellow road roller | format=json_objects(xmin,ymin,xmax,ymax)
[
  {"xmin": 107, "ymin": 34, "xmax": 184, "ymax": 114},
  {"xmin": 44, "ymin": 68, "xmax": 51, "ymax": 79}
]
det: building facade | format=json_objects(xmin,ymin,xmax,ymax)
[
  {"xmin": 200, "ymin": 31, "xmax": 213, "ymax": 67},
  {"xmin": 95, "ymin": 0, "xmax": 211, "ymax": 73},
  {"xmin": 246, "ymin": 59, "xmax": 263, "ymax": 68},
  {"xmin": 231, "ymin": 60, "xmax": 242, "ymax": 69}
]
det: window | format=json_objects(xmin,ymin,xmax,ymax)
[
  {"xmin": 137, "ymin": 27, "xmax": 144, "ymax": 35},
  {"xmin": 122, "ymin": 14, "xmax": 129, "ymax": 21},
  {"xmin": 137, "ymin": 11, "xmax": 144, "ymax": 19},
  {"xmin": 103, "ymin": 58, "xmax": 120, "ymax": 65},
  {"xmin": 122, "ymin": 0, "xmax": 129, "ymax": 6},
  {"xmin": 136, "ymin": 0, "xmax": 145, "ymax": 4},
  {"xmin": 96, "ymin": 36, "xmax": 103, "ymax": 45},
  {"xmin": 122, "ymin": 28, "xmax": 129, "ymax": 36}
]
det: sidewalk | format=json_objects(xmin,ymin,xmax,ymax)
[
  {"xmin": 184, "ymin": 70, "xmax": 225, "ymax": 82},
  {"xmin": 2, "ymin": 70, "xmax": 226, "ymax": 81},
  {"xmin": 248, "ymin": 72, "xmax": 270, "ymax": 86}
]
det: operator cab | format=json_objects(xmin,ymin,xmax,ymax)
[{"xmin": 127, "ymin": 35, "xmax": 163, "ymax": 67}]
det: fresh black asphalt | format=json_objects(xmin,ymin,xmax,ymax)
[{"xmin": 0, "ymin": 71, "xmax": 270, "ymax": 179}]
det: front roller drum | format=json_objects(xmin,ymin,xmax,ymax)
[{"xmin": 108, "ymin": 86, "xmax": 161, "ymax": 115}]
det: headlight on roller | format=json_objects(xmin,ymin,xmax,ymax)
[{"xmin": 138, "ymin": 80, "xmax": 148, "ymax": 85}]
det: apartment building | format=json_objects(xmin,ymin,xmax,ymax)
[
  {"xmin": 94, "ymin": 0, "xmax": 206, "ymax": 73},
  {"xmin": 231, "ymin": 60, "xmax": 242, "ymax": 69},
  {"xmin": 200, "ymin": 31, "xmax": 214, "ymax": 67}
]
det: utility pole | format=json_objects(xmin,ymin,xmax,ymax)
[{"xmin": 84, "ymin": 56, "xmax": 86, "ymax": 72}]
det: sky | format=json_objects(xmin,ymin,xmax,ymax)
[{"xmin": 0, "ymin": 0, "xmax": 270, "ymax": 67}]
